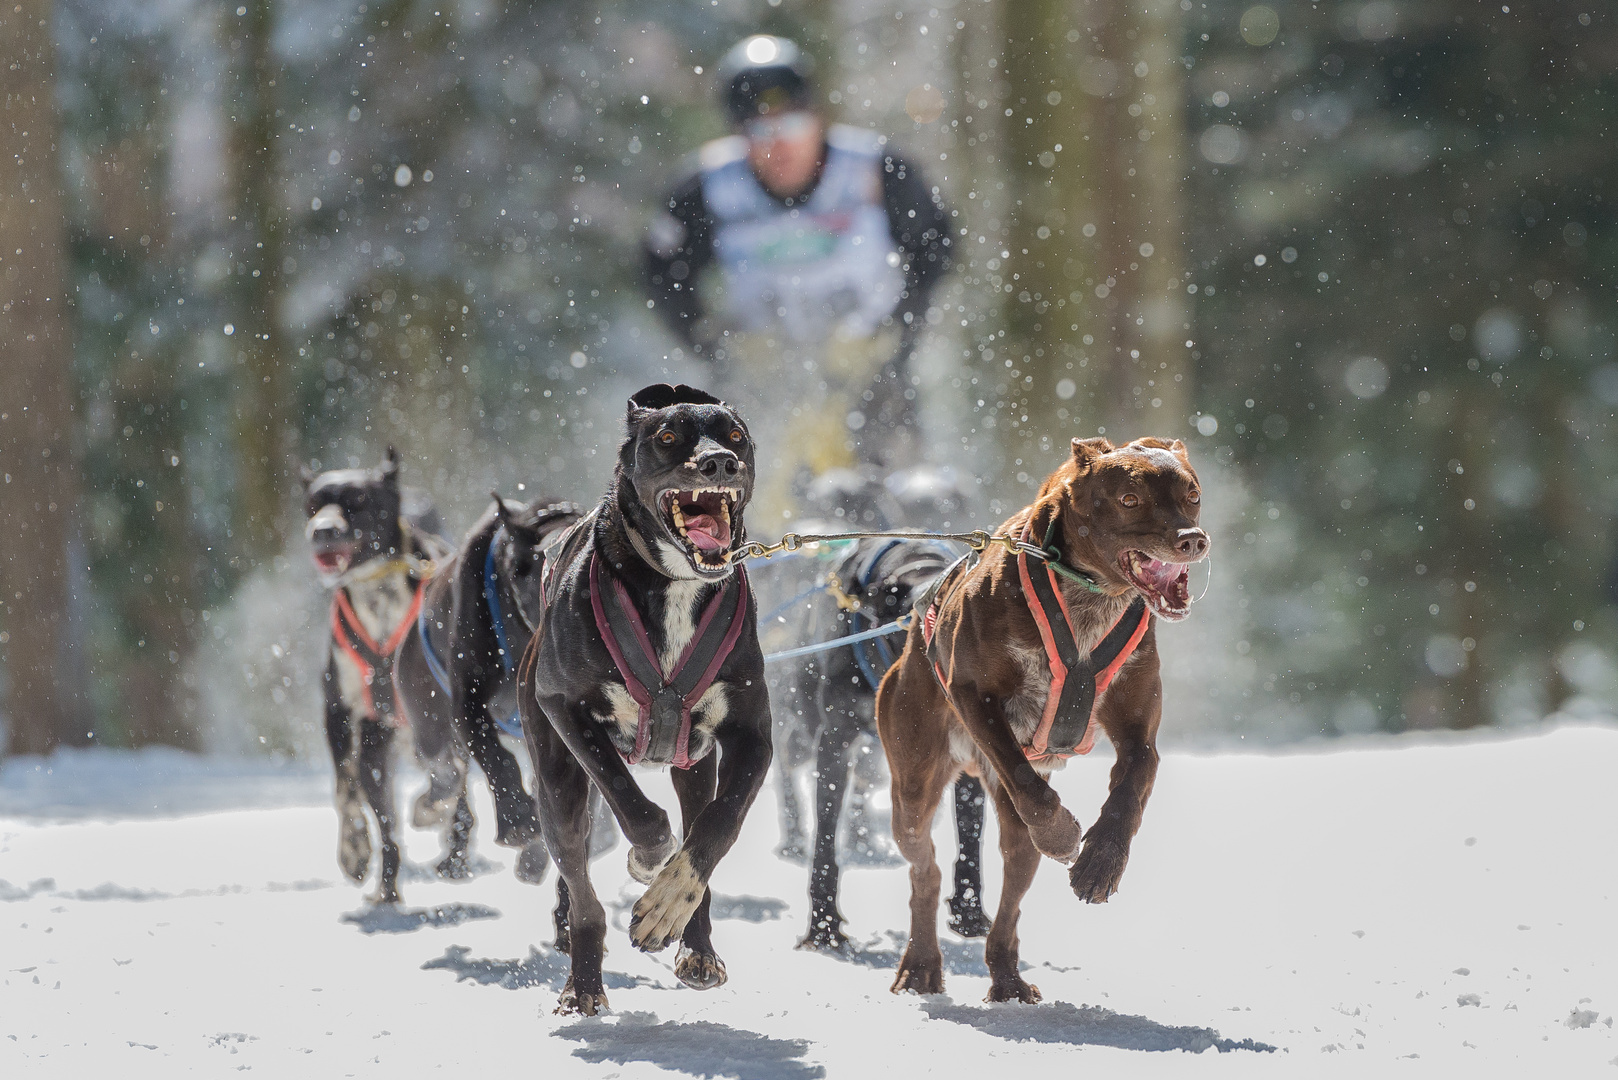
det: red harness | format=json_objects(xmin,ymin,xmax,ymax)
[
  {"xmin": 330, "ymin": 580, "xmax": 425, "ymax": 728},
  {"xmin": 924, "ymin": 526, "xmax": 1150, "ymax": 762}
]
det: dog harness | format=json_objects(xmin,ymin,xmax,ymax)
[
  {"xmin": 845, "ymin": 539, "xmax": 959, "ymax": 691},
  {"xmin": 589, "ymin": 554, "xmax": 751, "ymax": 769},
  {"xmin": 332, "ymin": 578, "xmax": 425, "ymax": 728},
  {"xmin": 923, "ymin": 523, "xmax": 1151, "ymax": 761}
]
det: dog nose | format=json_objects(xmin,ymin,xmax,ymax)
[
  {"xmin": 695, "ymin": 451, "xmax": 740, "ymax": 482},
  {"xmin": 1175, "ymin": 529, "xmax": 1209, "ymax": 559}
]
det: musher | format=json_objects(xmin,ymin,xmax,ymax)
[{"xmin": 643, "ymin": 35, "xmax": 953, "ymax": 516}]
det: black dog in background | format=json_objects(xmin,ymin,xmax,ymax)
[
  {"xmin": 761, "ymin": 468, "xmax": 991, "ymax": 949},
  {"xmin": 392, "ymin": 494, "xmax": 584, "ymax": 883},
  {"xmin": 303, "ymin": 448, "xmax": 457, "ymax": 904},
  {"xmin": 793, "ymin": 536, "xmax": 991, "ymax": 950},
  {"xmin": 518, "ymin": 384, "xmax": 772, "ymax": 1016}
]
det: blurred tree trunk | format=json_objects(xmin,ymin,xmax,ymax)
[
  {"xmin": 227, "ymin": 0, "xmax": 294, "ymax": 565},
  {"xmin": 1003, "ymin": 0, "xmax": 1189, "ymax": 449},
  {"xmin": 0, "ymin": 0, "xmax": 89, "ymax": 755}
]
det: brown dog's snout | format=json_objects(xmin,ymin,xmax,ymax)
[{"xmin": 1175, "ymin": 528, "xmax": 1209, "ymax": 560}]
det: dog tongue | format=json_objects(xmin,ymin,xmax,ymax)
[{"xmin": 683, "ymin": 513, "xmax": 730, "ymax": 552}]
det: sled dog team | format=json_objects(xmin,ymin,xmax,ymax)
[{"xmin": 304, "ymin": 382, "xmax": 1210, "ymax": 1015}]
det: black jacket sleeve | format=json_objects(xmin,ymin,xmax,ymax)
[
  {"xmin": 879, "ymin": 149, "xmax": 953, "ymax": 319},
  {"xmin": 643, "ymin": 170, "xmax": 715, "ymax": 350}
]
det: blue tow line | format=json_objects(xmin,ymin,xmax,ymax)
[{"xmin": 762, "ymin": 612, "xmax": 913, "ymax": 664}]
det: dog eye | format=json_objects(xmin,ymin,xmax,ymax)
[
  {"xmin": 728, "ymin": 430, "xmax": 743, "ymax": 443},
  {"xmin": 659, "ymin": 431, "xmax": 677, "ymax": 445},
  {"xmin": 1187, "ymin": 488, "xmax": 1201, "ymax": 504},
  {"xmin": 1120, "ymin": 492, "xmax": 1141, "ymax": 508}
]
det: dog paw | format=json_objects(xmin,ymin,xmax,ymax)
[
  {"xmin": 796, "ymin": 914, "xmax": 850, "ymax": 953},
  {"xmin": 1069, "ymin": 835, "xmax": 1129, "ymax": 903},
  {"xmin": 494, "ymin": 806, "xmax": 540, "ymax": 849},
  {"xmin": 411, "ymin": 790, "xmax": 455, "ymax": 829},
  {"xmin": 626, "ymin": 834, "xmax": 679, "ymax": 885},
  {"xmin": 946, "ymin": 897, "xmax": 993, "ymax": 939},
  {"xmin": 890, "ymin": 946, "xmax": 945, "ymax": 995},
  {"xmin": 1027, "ymin": 807, "xmax": 1083, "ymax": 865},
  {"xmin": 985, "ymin": 975, "xmax": 1042, "ymax": 1004},
  {"xmin": 554, "ymin": 979, "xmax": 608, "ymax": 1017},
  {"xmin": 629, "ymin": 851, "xmax": 704, "ymax": 953},
  {"xmin": 515, "ymin": 839, "xmax": 550, "ymax": 885},
  {"xmin": 674, "ymin": 945, "xmax": 729, "ymax": 990},
  {"xmin": 435, "ymin": 852, "xmax": 473, "ymax": 881}
]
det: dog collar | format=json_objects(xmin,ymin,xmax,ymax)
[{"xmin": 589, "ymin": 553, "xmax": 750, "ymax": 769}]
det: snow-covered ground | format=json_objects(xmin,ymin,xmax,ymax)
[{"xmin": 3, "ymin": 726, "xmax": 1616, "ymax": 1077}]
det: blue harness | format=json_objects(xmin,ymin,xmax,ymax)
[{"xmin": 417, "ymin": 531, "xmax": 525, "ymax": 738}]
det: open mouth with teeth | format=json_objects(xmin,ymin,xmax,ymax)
[
  {"xmin": 310, "ymin": 541, "xmax": 358, "ymax": 582},
  {"xmin": 1119, "ymin": 550, "xmax": 1194, "ymax": 621},
  {"xmin": 660, "ymin": 488, "xmax": 740, "ymax": 571}
]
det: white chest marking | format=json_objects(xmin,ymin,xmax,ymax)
[
  {"xmin": 330, "ymin": 571, "xmax": 414, "ymax": 720},
  {"xmin": 658, "ymin": 578, "xmax": 705, "ymax": 677}
]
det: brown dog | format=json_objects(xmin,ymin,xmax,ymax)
[{"xmin": 875, "ymin": 436, "xmax": 1208, "ymax": 1003}]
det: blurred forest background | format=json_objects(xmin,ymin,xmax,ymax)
[{"xmin": 2, "ymin": 0, "xmax": 1616, "ymax": 759}]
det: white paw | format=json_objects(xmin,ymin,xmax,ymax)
[
  {"xmin": 626, "ymin": 834, "xmax": 678, "ymax": 885},
  {"xmin": 629, "ymin": 850, "xmax": 704, "ymax": 953}
]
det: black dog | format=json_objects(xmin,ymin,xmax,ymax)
[
  {"xmin": 392, "ymin": 494, "xmax": 584, "ymax": 882},
  {"xmin": 517, "ymin": 384, "xmax": 772, "ymax": 1016},
  {"xmin": 303, "ymin": 448, "xmax": 458, "ymax": 904},
  {"xmin": 791, "ymin": 537, "xmax": 991, "ymax": 950}
]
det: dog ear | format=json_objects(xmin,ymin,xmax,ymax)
[
  {"xmin": 490, "ymin": 491, "xmax": 516, "ymax": 533},
  {"xmin": 629, "ymin": 383, "xmax": 724, "ymax": 412},
  {"xmin": 1069, "ymin": 436, "xmax": 1114, "ymax": 472},
  {"xmin": 299, "ymin": 463, "xmax": 318, "ymax": 490},
  {"xmin": 380, "ymin": 446, "xmax": 400, "ymax": 485}
]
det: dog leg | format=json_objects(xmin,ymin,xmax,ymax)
[
  {"xmin": 397, "ymin": 628, "xmax": 465, "ymax": 829},
  {"xmin": 1070, "ymin": 666, "xmax": 1162, "ymax": 903},
  {"xmin": 800, "ymin": 698, "xmax": 858, "ymax": 951},
  {"xmin": 983, "ymin": 778, "xmax": 1042, "ymax": 1003},
  {"xmin": 552, "ymin": 877, "xmax": 572, "ymax": 955},
  {"xmin": 515, "ymin": 836, "xmax": 550, "ymax": 885},
  {"xmin": 629, "ymin": 717, "xmax": 772, "ymax": 955},
  {"xmin": 947, "ymin": 775, "xmax": 992, "ymax": 938},
  {"xmin": 527, "ymin": 710, "xmax": 609, "ymax": 1015},
  {"xmin": 586, "ymin": 785, "xmax": 620, "ymax": 860},
  {"xmin": 356, "ymin": 717, "xmax": 402, "ymax": 905},
  {"xmin": 457, "ymin": 686, "xmax": 540, "ymax": 849},
  {"xmin": 948, "ymin": 689, "xmax": 1082, "ymax": 864},
  {"xmin": 772, "ymin": 672, "xmax": 811, "ymax": 863},
  {"xmin": 435, "ymin": 792, "xmax": 475, "ymax": 880},
  {"xmin": 668, "ymin": 755, "xmax": 727, "ymax": 990},
  {"xmin": 324, "ymin": 665, "xmax": 371, "ymax": 885},
  {"xmin": 876, "ymin": 648, "xmax": 957, "ymax": 994}
]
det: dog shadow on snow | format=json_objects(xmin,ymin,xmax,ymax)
[
  {"xmin": 554, "ymin": 1011, "xmax": 825, "ymax": 1080},
  {"xmin": 834, "ymin": 929, "xmax": 1010, "ymax": 977},
  {"xmin": 920, "ymin": 997, "xmax": 1277, "ymax": 1054},
  {"xmin": 341, "ymin": 901, "xmax": 503, "ymax": 935},
  {"xmin": 421, "ymin": 943, "xmax": 663, "ymax": 993}
]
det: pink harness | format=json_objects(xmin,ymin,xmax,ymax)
[{"xmin": 588, "ymin": 554, "xmax": 750, "ymax": 769}]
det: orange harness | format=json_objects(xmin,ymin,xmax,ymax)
[
  {"xmin": 330, "ymin": 580, "xmax": 425, "ymax": 728},
  {"xmin": 924, "ymin": 526, "xmax": 1150, "ymax": 762}
]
